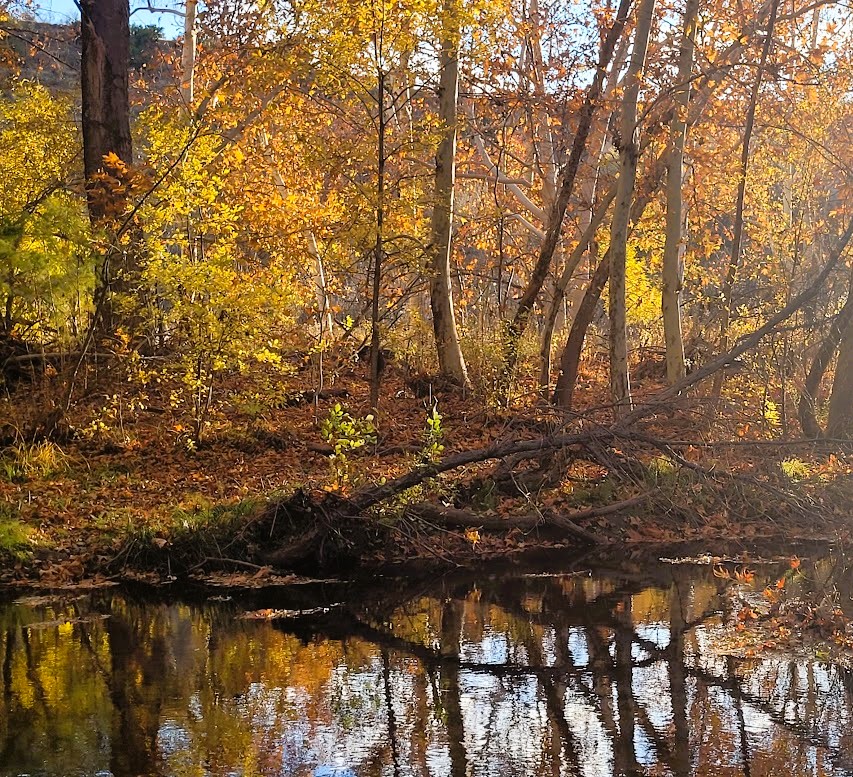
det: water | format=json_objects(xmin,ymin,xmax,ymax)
[{"xmin": 2, "ymin": 550, "xmax": 853, "ymax": 776}]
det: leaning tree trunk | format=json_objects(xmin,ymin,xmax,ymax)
[
  {"xmin": 609, "ymin": 0, "xmax": 656, "ymax": 416},
  {"xmin": 553, "ymin": 254, "xmax": 610, "ymax": 409},
  {"xmin": 711, "ymin": 0, "xmax": 780, "ymax": 399},
  {"xmin": 429, "ymin": 0, "xmax": 470, "ymax": 387},
  {"xmin": 661, "ymin": 0, "xmax": 699, "ymax": 384},
  {"xmin": 553, "ymin": 153, "xmax": 669, "ymax": 409},
  {"xmin": 550, "ymin": 2, "xmax": 760, "ymax": 411},
  {"xmin": 798, "ymin": 270, "xmax": 853, "ymax": 438},
  {"xmin": 501, "ymin": 0, "xmax": 632, "ymax": 378},
  {"xmin": 538, "ymin": 188, "xmax": 616, "ymax": 395}
]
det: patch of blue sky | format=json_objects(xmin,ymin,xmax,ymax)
[{"xmin": 27, "ymin": 0, "xmax": 186, "ymax": 38}]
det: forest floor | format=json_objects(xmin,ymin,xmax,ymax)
[{"xmin": 2, "ymin": 355, "xmax": 853, "ymax": 589}]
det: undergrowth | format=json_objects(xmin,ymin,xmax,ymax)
[
  {"xmin": 111, "ymin": 495, "xmax": 266, "ymax": 572},
  {"xmin": 1, "ymin": 440, "xmax": 69, "ymax": 482}
]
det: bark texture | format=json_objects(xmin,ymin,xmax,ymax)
[{"xmin": 80, "ymin": 0, "xmax": 133, "ymax": 221}]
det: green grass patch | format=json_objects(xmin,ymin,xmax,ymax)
[
  {"xmin": 1, "ymin": 440, "xmax": 70, "ymax": 482},
  {"xmin": 110, "ymin": 495, "xmax": 266, "ymax": 571}
]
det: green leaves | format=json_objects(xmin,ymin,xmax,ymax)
[{"xmin": 320, "ymin": 403, "xmax": 377, "ymax": 488}]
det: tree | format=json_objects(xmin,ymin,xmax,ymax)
[
  {"xmin": 710, "ymin": 0, "xmax": 781, "ymax": 399},
  {"xmin": 826, "ymin": 313, "xmax": 853, "ymax": 438},
  {"xmin": 661, "ymin": 0, "xmax": 699, "ymax": 384},
  {"xmin": 129, "ymin": 24, "xmax": 161, "ymax": 70},
  {"xmin": 80, "ymin": 0, "xmax": 135, "ymax": 341},
  {"xmin": 500, "ymin": 0, "xmax": 632, "ymax": 380},
  {"xmin": 180, "ymin": 0, "xmax": 197, "ymax": 105},
  {"xmin": 0, "ymin": 83, "xmax": 91, "ymax": 341},
  {"xmin": 80, "ymin": 0, "xmax": 133, "ymax": 222},
  {"xmin": 428, "ymin": 0, "xmax": 469, "ymax": 387},
  {"xmin": 609, "ymin": 0, "xmax": 656, "ymax": 414}
]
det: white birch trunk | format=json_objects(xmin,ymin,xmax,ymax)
[
  {"xmin": 609, "ymin": 0, "xmax": 656, "ymax": 414},
  {"xmin": 661, "ymin": 0, "xmax": 699, "ymax": 384},
  {"xmin": 180, "ymin": 0, "xmax": 197, "ymax": 106},
  {"xmin": 429, "ymin": 0, "xmax": 470, "ymax": 386}
]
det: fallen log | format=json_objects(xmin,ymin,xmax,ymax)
[
  {"xmin": 349, "ymin": 429, "xmax": 613, "ymax": 512},
  {"xmin": 407, "ymin": 494, "xmax": 650, "ymax": 544}
]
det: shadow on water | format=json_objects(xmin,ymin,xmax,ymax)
[{"xmin": 2, "ymin": 545, "xmax": 853, "ymax": 775}]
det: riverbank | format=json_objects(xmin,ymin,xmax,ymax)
[{"xmin": 3, "ymin": 366, "xmax": 853, "ymax": 589}]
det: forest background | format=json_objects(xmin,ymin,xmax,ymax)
[{"xmin": 1, "ymin": 0, "xmax": 852, "ymax": 585}]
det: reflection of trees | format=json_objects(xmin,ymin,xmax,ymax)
[
  {"xmin": 332, "ymin": 565, "xmax": 853, "ymax": 776},
  {"xmin": 440, "ymin": 599, "xmax": 468, "ymax": 777},
  {"xmin": 2, "ymin": 559, "xmax": 853, "ymax": 776},
  {"xmin": 668, "ymin": 571, "xmax": 690, "ymax": 777},
  {"xmin": 106, "ymin": 601, "xmax": 169, "ymax": 777}
]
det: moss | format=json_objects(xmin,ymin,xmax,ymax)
[{"xmin": 0, "ymin": 506, "xmax": 32, "ymax": 558}]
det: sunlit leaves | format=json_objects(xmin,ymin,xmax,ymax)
[{"xmin": 0, "ymin": 82, "xmax": 92, "ymax": 339}]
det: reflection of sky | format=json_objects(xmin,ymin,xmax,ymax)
[
  {"xmin": 568, "ymin": 627, "xmax": 591, "ymax": 667},
  {"xmin": 461, "ymin": 672, "xmax": 549, "ymax": 775},
  {"xmin": 459, "ymin": 625, "xmax": 512, "ymax": 665},
  {"xmin": 563, "ymin": 691, "xmax": 615, "ymax": 776},
  {"xmin": 633, "ymin": 661, "xmax": 673, "ymax": 730},
  {"xmin": 231, "ymin": 599, "xmax": 853, "ymax": 776},
  {"xmin": 7, "ymin": 572, "xmax": 853, "ymax": 777}
]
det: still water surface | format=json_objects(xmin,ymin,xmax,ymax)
[{"xmin": 2, "ymin": 551, "xmax": 853, "ymax": 776}]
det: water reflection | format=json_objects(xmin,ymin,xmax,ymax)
[{"xmin": 2, "ymin": 554, "xmax": 853, "ymax": 776}]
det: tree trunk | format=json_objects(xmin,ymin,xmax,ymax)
[
  {"xmin": 440, "ymin": 599, "xmax": 468, "ymax": 777},
  {"xmin": 307, "ymin": 231, "xmax": 334, "ymax": 340},
  {"xmin": 798, "ymin": 272, "xmax": 853, "ymax": 438},
  {"xmin": 538, "ymin": 187, "xmax": 616, "ymax": 394},
  {"xmin": 429, "ymin": 0, "xmax": 470, "ymax": 387},
  {"xmin": 552, "ymin": 254, "xmax": 610, "ymax": 409},
  {"xmin": 550, "ymin": 1, "xmax": 761, "ymax": 410},
  {"xmin": 180, "ymin": 0, "xmax": 198, "ymax": 106},
  {"xmin": 827, "ymin": 304, "xmax": 853, "ymax": 438},
  {"xmin": 609, "ymin": 0, "xmax": 656, "ymax": 415},
  {"xmin": 661, "ymin": 0, "xmax": 699, "ymax": 384},
  {"xmin": 369, "ymin": 68, "xmax": 386, "ymax": 411},
  {"xmin": 553, "ymin": 155, "xmax": 668, "ymax": 409},
  {"xmin": 80, "ymin": 0, "xmax": 134, "ymax": 337},
  {"xmin": 80, "ymin": 0, "xmax": 132, "ymax": 221}
]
